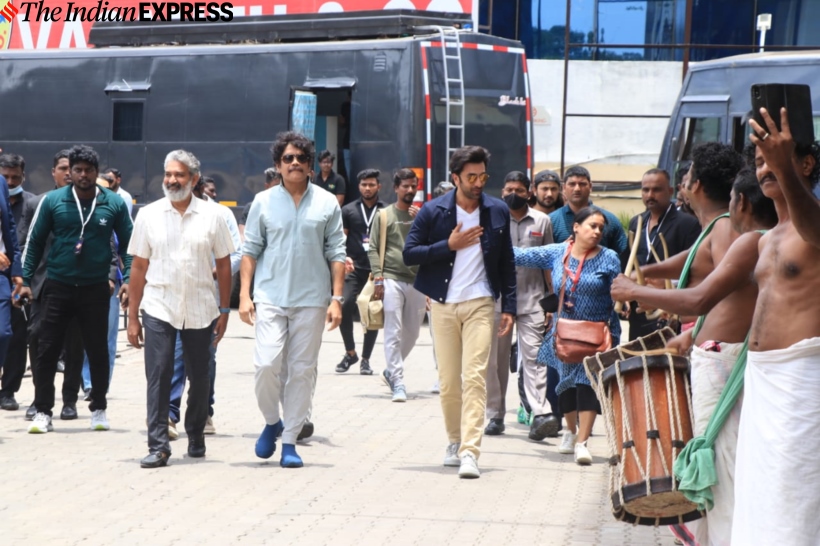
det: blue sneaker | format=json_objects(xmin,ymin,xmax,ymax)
[
  {"xmin": 255, "ymin": 419, "xmax": 284, "ymax": 459},
  {"xmin": 280, "ymin": 443, "xmax": 304, "ymax": 468}
]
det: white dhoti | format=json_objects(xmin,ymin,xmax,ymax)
[
  {"xmin": 681, "ymin": 341, "xmax": 745, "ymax": 546},
  {"xmin": 731, "ymin": 337, "xmax": 820, "ymax": 546}
]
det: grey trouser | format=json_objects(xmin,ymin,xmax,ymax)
[
  {"xmin": 254, "ymin": 304, "xmax": 325, "ymax": 445},
  {"xmin": 487, "ymin": 311, "xmax": 548, "ymax": 419},
  {"xmin": 382, "ymin": 279, "xmax": 426, "ymax": 387},
  {"xmin": 144, "ymin": 312, "xmax": 213, "ymax": 455}
]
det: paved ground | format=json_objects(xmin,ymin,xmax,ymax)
[{"xmin": 0, "ymin": 314, "xmax": 677, "ymax": 545}]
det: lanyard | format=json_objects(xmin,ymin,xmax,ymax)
[
  {"xmin": 72, "ymin": 186, "xmax": 99, "ymax": 240},
  {"xmin": 562, "ymin": 241, "xmax": 594, "ymax": 295},
  {"xmin": 644, "ymin": 204, "xmax": 672, "ymax": 262},
  {"xmin": 360, "ymin": 203, "xmax": 377, "ymax": 231}
]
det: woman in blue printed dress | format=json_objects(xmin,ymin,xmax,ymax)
[{"xmin": 514, "ymin": 207, "xmax": 621, "ymax": 465}]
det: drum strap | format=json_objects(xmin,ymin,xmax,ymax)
[{"xmin": 673, "ymin": 332, "xmax": 750, "ymax": 511}]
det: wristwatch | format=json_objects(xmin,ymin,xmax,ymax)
[
  {"xmin": 331, "ymin": 296, "xmax": 345, "ymax": 304},
  {"xmin": 219, "ymin": 307, "xmax": 231, "ymax": 314}
]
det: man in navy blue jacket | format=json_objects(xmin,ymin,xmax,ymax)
[
  {"xmin": 0, "ymin": 174, "xmax": 23, "ymax": 398},
  {"xmin": 404, "ymin": 145, "xmax": 516, "ymax": 479}
]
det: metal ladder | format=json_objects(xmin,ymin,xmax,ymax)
[{"xmin": 418, "ymin": 26, "xmax": 466, "ymax": 160}]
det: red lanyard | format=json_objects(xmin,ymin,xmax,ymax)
[{"xmin": 562, "ymin": 241, "xmax": 593, "ymax": 295}]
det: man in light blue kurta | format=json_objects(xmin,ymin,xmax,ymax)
[{"xmin": 239, "ymin": 132, "xmax": 346, "ymax": 468}]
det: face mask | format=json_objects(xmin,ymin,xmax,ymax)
[
  {"xmin": 503, "ymin": 192, "xmax": 528, "ymax": 211},
  {"xmin": 8, "ymin": 185, "xmax": 23, "ymax": 196}
]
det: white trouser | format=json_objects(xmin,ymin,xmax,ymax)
[
  {"xmin": 254, "ymin": 304, "xmax": 325, "ymax": 445},
  {"xmin": 382, "ymin": 279, "xmax": 427, "ymax": 387}
]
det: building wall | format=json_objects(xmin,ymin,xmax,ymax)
[{"xmin": 528, "ymin": 59, "xmax": 683, "ymax": 185}]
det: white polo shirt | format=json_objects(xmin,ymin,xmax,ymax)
[
  {"xmin": 446, "ymin": 205, "xmax": 493, "ymax": 304},
  {"xmin": 128, "ymin": 195, "xmax": 235, "ymax": 330}
]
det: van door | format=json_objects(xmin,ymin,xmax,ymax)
[{"xmin": 666, "ymin": 95, "xmax": 729, "ymax": 175}]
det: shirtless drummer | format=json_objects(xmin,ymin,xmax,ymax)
[
  {"xmin": 730, "ymin": 108, "xmax": 820, "ymax": 545},
  {"xmin": 611, "ymin": 168, "xmax": 777, "ymax": 546}
]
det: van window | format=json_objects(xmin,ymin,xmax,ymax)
[
  {"xmin": 113, "ymin": 102, "xmax": 144, "ymax": 142},
  {"xmin": 733, "ymin": 115, "xmax": 820, "ymax": 154},
  {"xmin": 679, "ymin": 117, "xmax": 720, "ymax": 161}
]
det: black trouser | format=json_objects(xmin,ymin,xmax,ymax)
[
  {"xmin": 340, "ymin": 268, "xmax": 378, "ymax": 359},
  {"xmin": 28, "ymin": 300, "xmax": 84, "ymax": 406},
  {"xmin": 0, "ymin": 305, "xmax": 29, "ymax": 397},
  {"xmin": 33, "ymin": 280, "xmax": 109, "ymax": 415},
  {"xmin": 143, "ymin": 312, "xmax": 212, "ymax": 455},
  {"xmin": 627, "ymin": 301, "xmax": 661, "ymax": 341}
]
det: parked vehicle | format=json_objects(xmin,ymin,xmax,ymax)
[
  {"xmin": 0, "ymin": 10, "xmax": 532, "ymax": 207},
  {"xmin": 658, "ymin": 50, "xmax": 820, "ymax": 183}
]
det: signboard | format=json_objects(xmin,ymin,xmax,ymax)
[{"xmin": 3, "ymin": 0, "xmax": 473, "ymax": 50}]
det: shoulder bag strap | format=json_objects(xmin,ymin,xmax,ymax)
[
  {"xmin": 378, "ymin": 208, "xmax": 388, "ymax": 272},
  {"xmin": 556, "ymin": 244, "xmax": 571, "ymax": 320}
]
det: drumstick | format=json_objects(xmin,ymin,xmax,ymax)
[
  {"xmin": 658, "ymin": 233, "xmax": 674, "ymax": 290},
  {"xmin": 615, "ymin": 215, "xmax": 643, "ymax": 313},
  {"xmin": 645, "ymin": 233, "xmax": 676, "ymax": 320},
  {"xmin": 628, "ymin": 230, "xmax": 635, "ymax": 251},
  {"xmin": 620, "ymin": 347, "xmax": 679, "ymax": 357}
]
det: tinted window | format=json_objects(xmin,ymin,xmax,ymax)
[{"xmin": 113, "ymin": 102, "xmax": 144, "ymax": 142}]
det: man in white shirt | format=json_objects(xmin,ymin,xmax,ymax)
[
  {"xmin": 240, "ymin": 131, "xmax": 346, "ymax": 469},
  {"xmin": 126, "ymin": 150, "xmax": 235, "ymax": 469},
  {"xmin": 104, "ymin": 168, "xmax": 133, "ymax": 217},
  {"xmin": 404, "ymin": 146, "xmax": 517, "ymax": 479}
]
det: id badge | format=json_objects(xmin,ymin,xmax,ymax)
[
  {"xmin": 362, "ymin": 235, "xmax": 370, "ymax": 252},
  {"xmin": 73, "ymin": 237, "xmax": 84, "ymax": 255}
]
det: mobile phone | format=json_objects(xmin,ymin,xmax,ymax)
[{"xmin": 750, "ymin": 83, "xmax": 815, "ymax": 147}]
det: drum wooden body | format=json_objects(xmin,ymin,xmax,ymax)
[
  {"xmin": 583, "ymin": 329, "xmax": 703, "ymax": 526},
  {"xmin": 601, "ymin": 354, "xmax": 701, "ymax": 526}
]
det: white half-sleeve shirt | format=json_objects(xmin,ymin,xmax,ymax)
[{"xmin": 127, "ymin": 196, "xmax": 235, "ymax": 330}]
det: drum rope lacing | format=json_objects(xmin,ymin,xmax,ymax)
[{"xmin": 587, "ymin": 331, "xmax": 696, "ymax": 526}]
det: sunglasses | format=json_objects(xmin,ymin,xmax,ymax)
[
  {"xmin": 282, "ymin": 153, "xmax": 310, "ymax": 164},
  {"xmin": 461, "ymin": 172, "xmax": 490, "ymax": 183}
]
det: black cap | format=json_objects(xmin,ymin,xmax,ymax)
[{"xmin": 533, "ymin": 169, "xmax": 561, "ymax": 186}]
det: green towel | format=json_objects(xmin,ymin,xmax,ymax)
[{"xmin": 673, "ymin": 334, "xmax": 749, "ymax": 511}]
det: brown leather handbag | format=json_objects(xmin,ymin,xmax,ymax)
[{"xmin": 554, "ymin": 243, "xmax": 612, "ymax": 363}]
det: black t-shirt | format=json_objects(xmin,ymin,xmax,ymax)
[
  {"xmin": 624, "ymin": 204, "xmax": 702, "ymax": 340},
  {"xmin": 342, "ymin": 198, "xmax": 384, "ymax": 271},
  {"xmin": 313, "ymin": 171, "xmax": 346, "ymax": 197},
  {"xmin": 240, "ymin": 202, "xmax": 252, "ymax": 227}
]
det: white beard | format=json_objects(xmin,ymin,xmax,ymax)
[{"xmin": 163, "ymin": 182, "xmax": 193, "ymax": 202}]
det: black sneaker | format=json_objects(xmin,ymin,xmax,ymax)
[
  {"xmin": 0, "ymin": 394, "xmax": 19, "ymax": 411},
  {"xmin": 359, "ymin": 359, "xmax": 373, "ymax": 375},
  {"xmin": 297, "ymin": 421, "xmax": 314, "ymax": 440},
  {"xmin": 25, "ymin": 403, "xmax": 36, "ymax": 421},
  {"xmin": 60, "ymin": 405, "xmax": 78, "ymax": 420},
  {"xmin": 335, "ymin": 353, "xmax": 359, "ymax": 373},
  {"xmin": 484, "ymin": 418, "xmax": 505, "ymax": 436},
  {"xmin": 529, "ymin": 413, "xmax": 560, "ymax": 441},
  {"xmin": 83, "ymin": 389, "xmax": 92, "ymax": 402}
]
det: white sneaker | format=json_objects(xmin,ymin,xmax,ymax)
[
  {"xmin": 443, "ymin": 442, "xmax": 460, "ymax": 467},
  {"xmin": 91, "ymin": 409, "xmax": 110, "ymax": 431},
  {"xmin": 28, "ymin": 412, "xmax": 53, "ymax": 434},
  {"xmin": 558, "ymin": 431, "xmax": 577, "ymax": 454},
  {"xmin": 458, "ymin": 453, "xmax": 480, "ymax": 479},
  {"xmin": 574, "ymin": 440, "xmax": 593, "ymax": 465},
  {"xmin": 204, "ymin": 416, "xmax": 216, "ymax": 435},
  {"xmin": 430, "ymin": 380, "xmax": 440, "ymax": 394},
  {"xmin": 392, "ymin": 385, "xmax": 407, "ymax": 403}
]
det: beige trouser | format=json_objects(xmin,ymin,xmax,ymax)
[{"xmin": 430, "ymin": 297, "xmax": 495, "ymax": 460}]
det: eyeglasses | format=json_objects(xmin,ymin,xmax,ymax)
[
  {"xmin": 461, "ymin": 172, "xmax": 490, "ymax": 183},
  {"xmin": 282, "ymin": 154, "xmax": 310, "ymax": 164}
]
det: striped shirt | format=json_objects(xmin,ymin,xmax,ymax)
[{"xmin": 127, "ymin": 196, "xmax": 235, "ymax": 330}]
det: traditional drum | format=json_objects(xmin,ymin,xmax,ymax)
[{"xmin": 583, "ymin": 329, "xmax": 703, "ymax": 526}]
